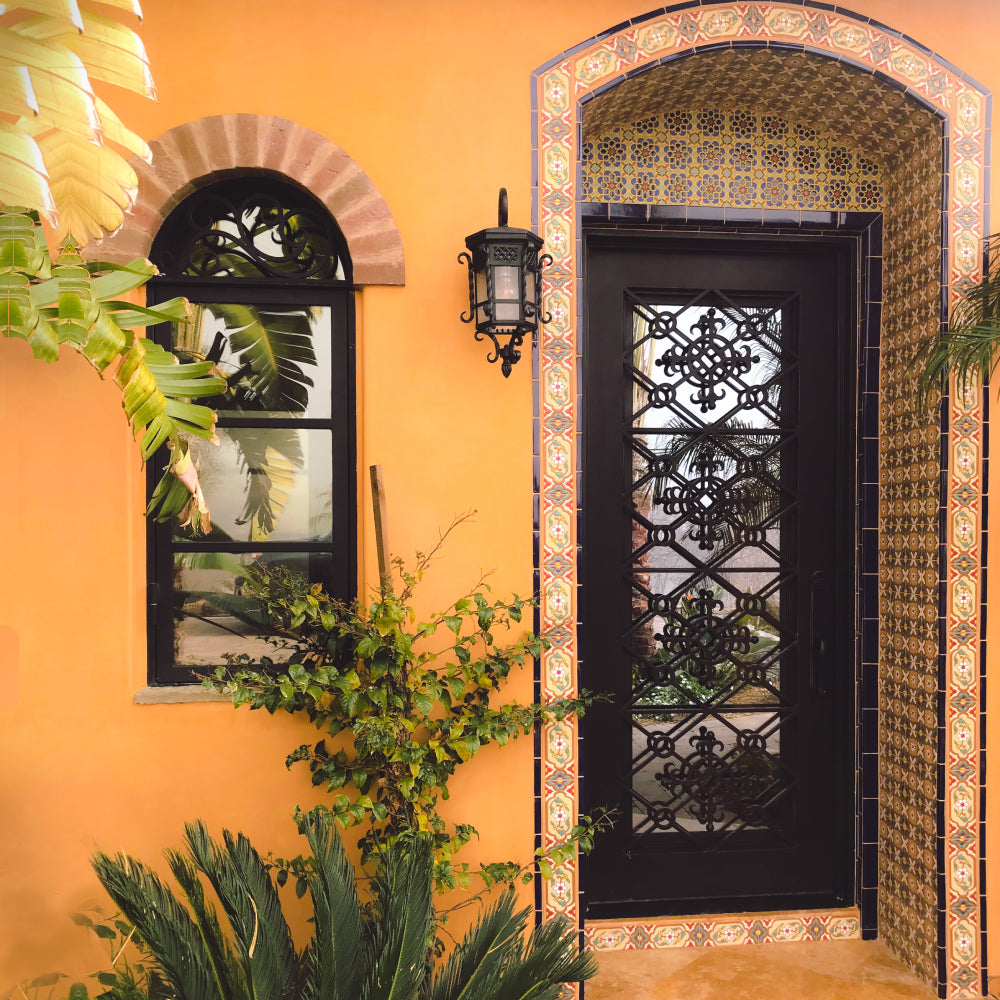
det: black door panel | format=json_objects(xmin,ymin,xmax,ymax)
[{"xmin": 581, "ymin": 235, "xmax": 854, "ymax": 917}]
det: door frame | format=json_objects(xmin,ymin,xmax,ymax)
[{"xmin": 578, "ymin": 226, "xmax": 861, "ymax": 919}]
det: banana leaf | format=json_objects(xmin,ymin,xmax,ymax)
[
  {"xmin": 193, "ymin": 302, "xmax": 318, "ymax": 415},
  {"xmin": 2, "ymin": 206, "xmax": 227, "ymax": 531},
  {"xmin": 1, "ymin": 2, "xmax": 154, "ymax": 241}
]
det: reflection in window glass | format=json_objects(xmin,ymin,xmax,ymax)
[
  {"xmin": 176, "ymin": 429, "xmax": 333, "ymax": 543},
  {"xmin": 173, "ymin": 552, "xmax": 334, "ymax": 668},
  {"xmin": 172, "ymin": 304, "xmax": 333, "ymax": 419}
]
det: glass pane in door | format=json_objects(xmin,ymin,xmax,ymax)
[{"xmin": 626, "ymin": 293, "xmax": 799, "ymax": 846}]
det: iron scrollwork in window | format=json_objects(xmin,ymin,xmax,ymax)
[
  {"xmin": 654, "ymin": 589, "xmax": 756, "ymax": 686},
  {"xmin": 626, "ymin": 291, "xmax": 794, "ymax": 844},
  {"xmin": 155, "ymin": 178, "xmax": 350, "ymax": 281},
  {"xmin": 654, "ymin": 726, "xmax": 776, "ymax": 833}
]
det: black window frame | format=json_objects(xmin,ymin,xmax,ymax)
[{"xmin": 145, "ymin": 180, "xmax": 356, "ymax": 686}]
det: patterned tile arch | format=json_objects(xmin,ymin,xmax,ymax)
[
  {"xmin": 582, "ymin": 46, "xmax": 938, "ymax": 157},
  {"xmin": 531, "ymin": 5, "xmax": 988, "ymax": 999}
]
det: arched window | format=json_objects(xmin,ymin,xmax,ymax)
[{"xmin": 147, "ymin": 177, "xmax": 355, "ymax": 684}]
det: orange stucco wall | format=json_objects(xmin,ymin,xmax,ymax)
[{"xmin": 4, "ymin": 0, "xmax": 1000, "ymax": 986}]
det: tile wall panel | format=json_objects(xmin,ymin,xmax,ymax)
[
  {"xmin": 582, "ymin": 110, "xmax": 884, "ymax": 211},
  {"xmin": 878, "ymin": 120, "xmax": 947, "ymax": 989}
]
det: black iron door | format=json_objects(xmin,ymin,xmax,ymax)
[{"xmin": 581, "ymin": 235, "xmax": 854, "ymax": 917}]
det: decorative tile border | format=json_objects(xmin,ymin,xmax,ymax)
[
  {"xmin": 586, "ymin": 907, "xmax": 861, "ymax": 951},
  {"xmin": 945, "ymin": 377, "xmax": 986, "ymax": 997},
  {"xmin": 531, "ymin": 5, "xmax": 988, "ymax": 998}
]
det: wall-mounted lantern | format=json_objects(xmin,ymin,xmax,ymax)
[{"xmin": 459, "ymin": 188, "xmax": 551, "ymax": 377}]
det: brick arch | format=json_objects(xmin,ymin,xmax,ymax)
[
  {"xmin": 531, "ymin": 5, "xmax": 989, "ymax": 1000},
  {"xmin": 89, "ymin": 114, "xmax": 404, "ymax": 285}
]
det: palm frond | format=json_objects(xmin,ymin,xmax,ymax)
[
  {"xmin": 184, "ymin": 821, "xmax": 299, "ymax": 1000},
  {"xmin": 915, "ymin": 242, "xmax": 1000, "ymax": 408},
  {"xmin": 419, "ymin": 889, "xmax": 524, "ymax": 1000},
  {"xmin": 363, "ymin": 834, "xmax": 436, "ymax": 1000},
  {"xmin": 202, "ymin": 303, "xmax": 318, "ymax": 415},
  {"xmin": 226, "ymin": 426, "xmax": 305, "ymax": 541},
  {"xmin": 165, "ymin": 848, "xmax": 251, "ymax": 1000},
  {"xmin": 91, "ymin": 849, "xmax": 224, "ymax": 1000},
  {"xmin": 644, "ymin": 416, "xmax": 783, "ymax": 551},
  {"xmin": 302, "ymin": 818, "xmax": 366, "ymax": 1000},
  {"xmin": 650, "ymin": 417, "xmax": 780, "ymax": 488},
  {"xmin": 487, "ymin": 914, "xmax": 598, "ymax": 1000},
  {"xmin": 914, "ymin": 324, "xmax": 991, "ymax": 409}
]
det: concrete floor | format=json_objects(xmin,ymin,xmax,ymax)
[{"xmin": 587, "ymin": 939, "xmax": 944, "ymax": 1000}]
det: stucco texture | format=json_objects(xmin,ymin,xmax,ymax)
[{"xmin": 2, "ymin": 0, "xmax": 1000, "ymax": 993}]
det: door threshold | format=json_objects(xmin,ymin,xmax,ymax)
[{"xmin": 585, "ymin": 906, "xmax": 861, "ymax": 951}]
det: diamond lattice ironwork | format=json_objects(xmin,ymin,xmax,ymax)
[{"xmin": 625, "ymin": 291, "xmax": 799, "ymax": 844}]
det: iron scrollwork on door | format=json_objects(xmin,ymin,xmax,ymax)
[
  {"xmin": 654, "ymin": 589, "xmax": 754, "ymax": 686},
  {"xmin": 653, "ymin": 726, "xmax": 775, "ymax": 833},
  {"xmin": 655, "ymin": 306, "xmax": 760, "ymax": 412},
  {"xmin": 626, "ymin": 288, "xmax": 799, "ymax": 847}
]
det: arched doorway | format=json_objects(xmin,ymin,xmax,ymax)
[{"xmin": 532, "ymin": 9, "xmax": 988, "ymax": 999}]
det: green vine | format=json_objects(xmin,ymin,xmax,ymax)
[
  {"xmin": 1, "ymin": 910, "xmax": 150, "ymax": 1000},
  {"xmin": 204, "ymin": 514, "xmax": 606, "ymax": 892}
]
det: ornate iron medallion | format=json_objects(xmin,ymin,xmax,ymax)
[{"xmin": 655, "ymin": 306, "xmax": 760, "ymax": 412}]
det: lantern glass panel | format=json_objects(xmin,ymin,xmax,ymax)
[
  {"xmin": 474, "ymin": 267, "xmax": 489, "ymax": 323},
  {"xmin": 493, "ymin": 264, "xmax": 521, "ymax": 323}
]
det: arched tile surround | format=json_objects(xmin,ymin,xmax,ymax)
[
  {"xmin": 88, "ymin": 114, "xmax": 404, "ymax": 285},
  {"xmin": 531, "ymin": 8, "xmax": 988, "ymax": 999}
]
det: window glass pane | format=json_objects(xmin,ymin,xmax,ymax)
[
  {"xmin": 171, "ymin": 303, "xmax": 333, "ymax": 418},
  {"xmin": 172, "ymin": 551, "xmax": 334, "ymax": 669},
  {"xmin": 175, "ymin": 429, "xmax": 333, "ymax": 543}
]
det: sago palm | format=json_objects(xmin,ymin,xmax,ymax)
[{"xmin": 92, "ymin": 819, "xmax": 597, "ymax": 1000}]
